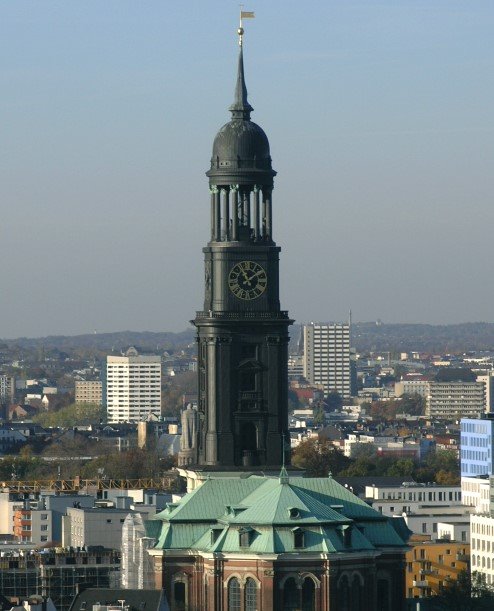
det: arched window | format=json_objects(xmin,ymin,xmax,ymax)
[
  {"xmin": 245, "ymin": 577, "xmax": 258, "ymax": 611},
  {"xmin": 337, "ymin": 575, "xmax": 350, "ymax": 611},
  {"xmin": 228, "ymin": 577, "xmax": 241, "ymax": 611},
  {"xmin": 301, "ymin": 577, "xmax": 315, "ymax": 611},
  {"xmin": 377, "ymin": 578, "xmax": 390, "ymax": 611},
  {"xmin": 174, "ymin": 582, "xmax": 186, "ymax": 611},
  {"xmin": 351, "ymin": 575, "xmax": 363, "ymax": 611},
  {"xmin": 283, "ymin": 577, "xmax": 299, "ymax": 610}
]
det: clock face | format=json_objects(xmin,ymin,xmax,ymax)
[{"xmin": 229, "ymin": 261, "xmax": 267, "ymax": 300}]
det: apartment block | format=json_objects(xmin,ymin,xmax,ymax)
[
  {"xmin": 406, "ymin": 540, "xmax": 470, "ymax": 599},
  {"xmin": 106, "ymin": 353, "xmax": 161, "ymax": 422},
  {"xmin": 303, "ymin": 322, "xmax": 354, "ymax": 398},
  {"xmin": 426, "ymin": 382, "xmax": 485, "ymax": 420},
  {"xmin": 75, "ymin": 380, "xmax": 103, "ymax": 405}
]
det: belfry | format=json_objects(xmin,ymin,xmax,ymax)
[{"xmin": 178, "ymin": 22, "xmax": 292, "ymax": 470}]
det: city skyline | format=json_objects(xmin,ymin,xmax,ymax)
[{"xmin": 2, "ymin": 1, "xmax": 494, "ymax": 338}]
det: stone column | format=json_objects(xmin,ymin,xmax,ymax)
[
  {"xmin": 205, "ymin": 338, "xmax": 218, "ymax": 464},
  {"xmin": 264, "ymin": 189, "xmax": 272, "ymax": 239},
  {"xmin": 253, "ymin": 185, "xmax": 260, "ymax": 239},
  {"xmin": 230, "ymin": 185, "xmax": 239, "ymax": 241},
  {"xmin": 221, "ymin": 188, "xmax": 230, "ymax": 241},
  {"xmin": 214, "ymin": 187, "xmax": 221, "ymax": 241}
]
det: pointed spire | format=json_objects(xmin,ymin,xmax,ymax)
[{"xmin": 229, "ymin": 35, "xmax": 253, "ymax": 119}]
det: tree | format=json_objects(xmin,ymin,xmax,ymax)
[
  {"xmin": 312, "ymin": 403, "xmax": 325, "ymax": 426},
  {"xmin": 325, "ymin": 391, "xmax": 343, "ymax": 412},
  {"xmin": 429, "ymin": 570, "xmax": 494, "ymax": 611},
  {"xmin": 33, "ymin": 402, "xmax": 103, "ymax": 427},
  {"xmin": 291, "ymin": 438, "xmax": 350, "ymax": 477}
]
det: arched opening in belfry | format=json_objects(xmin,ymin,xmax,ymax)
[{"xmin": 240, "ymin": 421, "xmax": 257, "ymax": 452}]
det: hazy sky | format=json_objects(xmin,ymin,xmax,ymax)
[{"xmin": 1, "ymin": 1, "xmax": 494, "ymax": 338}]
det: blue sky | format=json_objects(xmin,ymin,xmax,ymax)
[{"xmin": 1, "ymin": 1, "xmax": 493, "ymax": 337}]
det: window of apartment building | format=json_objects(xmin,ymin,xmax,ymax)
[
  {"xmin": 41, "ymin": 514, "xmax": 48, "ymax": 520},
  {"xmin": 422, "ymin": 523, "xmax": 427, "ymax": 533},
  {"xmin": 41, "ymin": 525, "xmax": 48, "ymax": 531},
  {"xmin": 41, "ymin": 536, "xmax": 48, "ymax": 542}
]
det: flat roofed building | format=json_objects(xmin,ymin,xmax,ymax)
[
  {"xmin": 460, "ymin": 417, "xmax": 494, "ymax": 477},
  {"xmin": 303, "ymin": 322, "xmax": 354, "ymax": 399},
  {"xmin": 106, "ymin": 354, "xmax": 161, "ymax": 423},
  {"xmin": 75, "ymin": 380, "xmax": 102, "ymax": 405},
  {"xmin": 426, "ymin": 381, "xmax": 485, "ymax": 420}
]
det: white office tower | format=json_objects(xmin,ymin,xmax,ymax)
[
  {"xmin": 303, "ymin": 322, "xmax": 352, "ymax": 399},
  {"xmin": 121, "ymin": 513, "xmax": 155, "ymax": 589},
  {"xmin": 106, "ymin": 352, "xmax": 161, "ymax": 422}
]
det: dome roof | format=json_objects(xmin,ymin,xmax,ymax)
[
  {"xmin": 211, "ymin": 119, "xmax": 271, "ymax": 168},
  {"xmin": 206, "ymin": 44, "xmax": 275, "ymax": 186}
]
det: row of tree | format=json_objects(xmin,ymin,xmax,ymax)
[{"xmin": 291, "ymin": 438, "xmax": 459, "ymax": 484}]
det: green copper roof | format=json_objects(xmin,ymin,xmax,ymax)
[{"xmin": 149, "ymin": 474, "xmax": 408, "ymax": 556}]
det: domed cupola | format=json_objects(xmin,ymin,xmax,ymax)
[{"xmin": 206, "ymin": 42, "xmax": 276, "ymax": 187}]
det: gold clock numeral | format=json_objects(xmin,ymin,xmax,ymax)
[{"xmin": 228, "ymin": 261, "xmax": 268, "ymax": 300}]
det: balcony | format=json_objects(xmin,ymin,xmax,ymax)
[{"xmin": 413, "ymin": 580, "xmax": 429, "ymax": 588}]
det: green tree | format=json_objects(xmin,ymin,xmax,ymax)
[
  {"xmin": 325, "ymin": 391, "xmax": 343, "ymax": 412},
  {"xmin": 292, "ymin": 438, "xmax": 350, "ymax": 477},
  {"xmin": 33, "ymin": 402, "xmax": 103, "ymax": 427},
  {"xmin": 429, "ymin": 570, "xmax": 494, "ymax": 611},
  {"xmin": 312, "ymin": 403, "xmax": 325, "ymax": 426}
]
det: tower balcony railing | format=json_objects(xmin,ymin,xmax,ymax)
[{"xmin": 196, "ymin": 310, "xmax": 289, "ymax": 320}]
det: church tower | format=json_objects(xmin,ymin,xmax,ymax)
[{"xmin": 179, "ymin": 24, "xmax": 292, "ymax": 469}]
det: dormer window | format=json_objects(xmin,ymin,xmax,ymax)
[
  {"xmin": 338, "ymin": 524, "xmax": 352, "ymax": 547},
  {"xmin": 288, "ymin": 507, "xmax": 301, "ymax": 519},
  {"xmin": 211, "ymin": 528, "xmax": 222, "ymax": 545},
  {"xmin": 292, "ymin": 527, "xmax": 305, "ymax": 549},
  {"xmin": 239, "ymin": 527, "xmax": 253, "ymax": 547}
]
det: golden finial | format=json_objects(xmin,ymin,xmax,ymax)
[{"xmin": 238, "ymin": 6, "xmax": 255, "ymax": 47}]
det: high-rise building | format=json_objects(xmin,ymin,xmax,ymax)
[
  {"xmin": 75, "ymin": 380, "xmax": 103, "ymax": 405},
  {"xmin": 426, "ymin": 381, "xmax": 485, "ymax": 420},
  {"xmin": 460, "ymin": 416, "xmax": 494, "ymax": 477},
  {"xmin": 302, "ymin": 322, "xmax": 353, "ymax": 399},
  {"xmin": 0, "ymin": 374, "xmax": 15, "ymax": 405},
  {"xmin": 106, "ymin": 353, "xmax": 161, "ymax": 423}
]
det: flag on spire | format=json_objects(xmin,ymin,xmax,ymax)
[{"xmin": 241, "ymin": 11, "xmax": 255, "ymax": 18}]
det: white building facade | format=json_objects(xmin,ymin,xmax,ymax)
[
  {"xmin": 303, "ymin": 322, "xmax": 353, "ymax": 398},
  {"xmin": 106, "ymin": 355, "xmax": 161, "ymax": 422},
  {"xmin": 426, "ymin": 382, "xmax": 486, "ymax": 420}
]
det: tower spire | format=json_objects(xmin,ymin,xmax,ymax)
[{"xmin": 229, "ymin": 9, "xmax": 254, "ymax": 119}]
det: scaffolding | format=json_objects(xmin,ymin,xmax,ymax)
[
  {"xmin": 0, "ymin": 548, "xmax": 120, "ymax": 611},
  {"xmin": 0, "ymin": 474, "xmax": 178, "ymax": 494},
  {"xmin": 121, "ymin": 513, "xmax": 155, "ymax": 589}
]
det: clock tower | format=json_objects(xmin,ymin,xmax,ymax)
[{"xmin": 179, "ymin": 25, "xmax": 292, "ymax": 469}]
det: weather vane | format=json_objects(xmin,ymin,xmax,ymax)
[{"xmin": 238, "ymin": 6, "xmax": 255, "ymax": 46}]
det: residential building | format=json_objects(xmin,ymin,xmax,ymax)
[
  {"xmin": 461, "ymin": 475, "xmax": 491, "ymax": 513},
  {"xmin": 0, "ymin": 374, "xmax": 15, "ymax": 405},
  {"xmin": 460, "ymin": 416, "xmax": 494, "ymax": 477},
  {"xmin": 287, "ymin": 354, "xmax": 304, "ymax": 380},
  {"xmin": 394, "ymin": 375, "xmax": 430, "ymax": 399},
  {"xmin": 75, "ymin": 380, "xmax": 103, "ymax": 405},
  {"xmin": 476, "ymin": 372, "xmax": 494, "ymax": 413},
  {"xmin": 0, "ymin": 548, "xmax": 121, "ymax": 611},
  {"xmin": 69, "ymin": 589, "xmax": 167, "ymax": 611},
  {"xmin": 303, "ymin": 322, "xmax": 354, "ymax": 399},
  {"xmin": 106, "ymin": 352, "xmax": 161, "ymax": 423},
  {"xmin": 13, "ymin": 502, "xmax": 52, "ymax": 545},
  {"xmin": 406, "ymin": 540, "xmax": 470, "ymax": 599},
  {"xmin": 426, "ymin": 382, "xmax": 485, "ymax": 420},
  {"xmin": 471, "ymin": 514, "xmax": 494, "ymax": 585},
  {"xmin": 63, "ymin": 504, "xmax": 149, "ymax": 549}
]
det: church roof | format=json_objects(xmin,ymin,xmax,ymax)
[{"xmin": 149, "ymin": 474, "xmax": 407, "ymax": 555}]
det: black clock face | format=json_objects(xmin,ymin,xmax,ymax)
[{"xmin": 229, "ymin": 261, "xmax": 267, "ymax": 300}]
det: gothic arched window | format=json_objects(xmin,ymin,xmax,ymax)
[
  {"xmin": 228, "ymin": 577, "xmax": 241, "ymax": 611},
  {"xmin": 337, "ymin": 575, "xmax": 350, "ymax": 611},
  {"xmin": 283, "ymin": 577, "xmax": 299, "ymax": 610},
  {"xmin": 301, "ymin": 577, "xmax": 315, "ymax": 611},
  {"xmin": 245, "ymin": 577, "xmax": 258, "ymax": 611}
]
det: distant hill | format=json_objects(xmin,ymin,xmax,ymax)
[
  {"xmin": 351, "ymin": 322, "xmax": 494, "ymax": 353},
  {"xmin": 1, "ymin": 329, "xmax": 195, "ymax": 353},
  {"xmin": 4, "ymin": 322, "xmax": 494, "ymax": 355}
]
